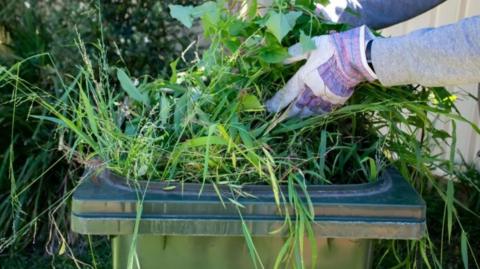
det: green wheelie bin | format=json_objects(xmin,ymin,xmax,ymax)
[{"xmin": 71, "ymin": 167, "xmax": 425, "ymax": 269}]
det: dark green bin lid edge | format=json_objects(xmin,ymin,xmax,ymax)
[
  {"xmin": 71, "ymin": 167, "xmax": 426, "ymax": 239},
  {"xmin": 73, "ymin": 166, "xmax": 425, "ymax": 203}
]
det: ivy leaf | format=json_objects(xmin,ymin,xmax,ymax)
[
  {"xmin": 299, "ymin": 30, "xmax": 316, "ymax": 53},
  {"xmin": 193, "ymin": 1, "xmax": 219, "ymax": 25},
  {"xmin": 169, "ymin": 5, "xmax": 195, "ymax": 28},
  {"xmin": 266, "ymin": 11, "xmax": 302, "ymax": 43},
  {"xmin": 170, "ymin": 2, "xmax": 219, "ymax": 30}
]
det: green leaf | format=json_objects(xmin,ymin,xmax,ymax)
[
  {"xmin": 228, "ymin": 20, "xmax": 248, "ymax": 36},
  {"xmin": 266, "ymin": 11, "xmax": 302, "ymax": 43},
  {"xmin": 246, "ymin": 0, "xmax": 257, "ymax": 20},
  {"xmin": 169, "ymin": 5, "xmax": 195, "ymax": 28},
  {"xmin": 228, "ymin": 198, "xmax": 245, "ymax": 208},
  {"xmin": 406, "ymin": 115, "xmax": 425, "ymax": 128},
  {"xmin": 259, "ymin": 46, "xmax": 289, "ymax": 63},
  {"xmin": 367, "ymin": 157, "xmax": 377, "ymax": 182},
  {"xmin": 31, "ymin": 115, "xmax": 66, "ymax": 127},
  {"xmin": 169, "ymin": 2, "xmax": 218, "ymax": 29},
  {"xmin": 225, "ymin": 38, "xmax": 241, "ymax": 52},
  {"xmin": 299, "ymin": 30, "xmax": 316, "ymax": 53},
  {"xmin": 174, "ymin": 94, "xmax": 188, "ymax": 133},
  {"xmin": 124, "ymin": 121, "xmax": 138, "ymax": 136},
  {"xmin": 58, "ymin": 240, "xmax": 66, "ymax": 255},
  {"xmin": 318, "ymin": 129, "xmax": 327, "ymax": 180},
  {"xmin": 169, "ymin": 59, "xmax": 179, "ymax": 83},
  {"xmin": 461, "ymin": 231, "xmax": 469, "ymax": 269},
  {"xmin": 419, "ymin": 240, "xmax": 433, "ymax": 269},
  {"xmin": 240, "ymin": 94, "xmax": 264, "ymax": 111},
  {"xmin": 79, "ymin": 89, "xmax": 99, "ymax": 138},
  {"xmin": 183, "ymin": 136, "xmax": 227, "ymax": 148},
  {"xmin": 296, "ymin": 0, "xmax": 313, "ymax": 7},
  {"xmin": 446, "ymin": 179, "xmax": 454, "ymax": 242},
  {"xmin": 431, "ymin": 129, "xmax": 450, "ymax": 139},
  {"xmin": 160, "ymin": 93, "xmax": 170, "ymax": 126},
  {"xmin": 238, "ymin": 211, "xmax": 264, "ymax": 269},
  {"xmin": 193, "ymin": 1, "xmax": 219, "ymax": 25},
  {"xmin": 163, "ymin": 185, "xmax": 177, "ymax": 191},
  {"xmin": 274, "ymin": 237, "xmax": 292, "ymax": 269},
  {"xmin": 202, "ymin": 124, "xmax": 217, "ymax": 184},
  {"xmin": 34, "ymin": 100, "xmax": 99, "ymax": 151},
  {"xmin": 117, "ymin": 69, "xmax": 149, "ymax": 105}
]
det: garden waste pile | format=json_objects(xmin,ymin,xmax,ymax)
[
  {"xmin": 1, "ymin": 1, "xmax": 479, "ymax": 268},
  {"xmin": 23, "ymin": 1, "xmax": 468, "ymax": 187}
]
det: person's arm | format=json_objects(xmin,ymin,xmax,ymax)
[
  {"xmin": 318, "ymin": 0, "xmax": 445, "ymax": 30},
  {"xmin": 372, "ymin": 16, "xmax": 480, "ymax": 86},
  {"xmin": 266, "ymin": 17, "xmax": 480, "ymax": 118}
]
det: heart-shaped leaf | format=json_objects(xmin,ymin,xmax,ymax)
[
  {"xmin": 169, "ymin": 5, "xmax": 195, "ymax": 28},
  {"xmin": 266, "ymin": 11, "xmax": 302, "ymax": 43}
]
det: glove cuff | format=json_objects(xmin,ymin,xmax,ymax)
[{"xmin": 331, "ymin": 25, "xmax": 378, "ymax": 84}]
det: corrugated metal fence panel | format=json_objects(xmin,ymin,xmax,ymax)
[{"xmin": 381, "ymin": 1, "xmax": 480, "ymax": 166}]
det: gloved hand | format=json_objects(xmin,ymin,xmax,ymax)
[{"xmin": 265, "ymin": 25, "xmax": 377, "ymax": 118}]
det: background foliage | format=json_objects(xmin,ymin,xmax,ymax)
[{"xmin": 0, "ymin": 0, "xmax": 200, "ymax": 265}]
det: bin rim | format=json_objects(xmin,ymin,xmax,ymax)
[
  {"xmin": 71, "ymin": 167, "xmax": 426, "ymax": 239},
  {"xmin": 92, "ymin": 167, "xmax": 395, "ymax": 198}
]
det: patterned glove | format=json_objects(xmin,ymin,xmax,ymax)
[{"xmin": 266, "ymin": 25, "xmax": 377, "ymax": 118}]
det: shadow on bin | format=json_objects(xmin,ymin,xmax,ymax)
[{"xmin": 71, "ymin": 167, "xmax": 426, "ymax": 269}]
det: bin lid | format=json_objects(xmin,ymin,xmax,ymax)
[{"xmin": 71, "ymin": 167, "xmax": 426, "ymax": 239}]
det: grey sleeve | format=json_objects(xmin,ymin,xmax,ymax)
[
  {"xmin": 338, "ymin": 0, "xmax": 445, "ymax": 30},
  {"xmin": 371, "ymin": 16, "xmax": 480, "ymax": 87}
]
